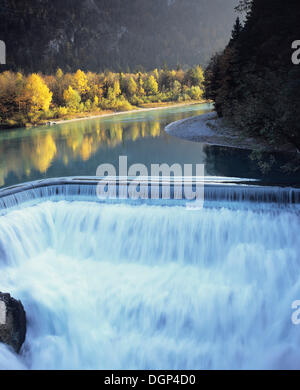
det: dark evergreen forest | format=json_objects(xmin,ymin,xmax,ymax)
[{"xmin": 205, "ymin": 0, "xmax": 300, "ymax": 170}]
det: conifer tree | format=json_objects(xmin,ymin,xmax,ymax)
[{"xmin": 230, "ymin": 17, "xmax": 243, "ymax": 45}]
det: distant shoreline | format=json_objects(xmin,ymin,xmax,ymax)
[
  {"xmin": 51, "ymin": 101, "xmax": 207, "ymax": 126},
  {"xmin": 165, "ymin": 111, "xmax": 298, "ymax": 153},
  {"xmin": 0, "ymin": 101, "xmax": 208, "ymax": 131}
]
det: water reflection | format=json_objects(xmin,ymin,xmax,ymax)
[
  {"xmin": 0, "ymin": 105, "xmax": 210, "ymax": 187},
  {"xmin": 1, "ymin": 103, "xmax": 299, "ymax": 188}
]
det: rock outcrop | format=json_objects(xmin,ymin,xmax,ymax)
[{"xmin": 0, "ymin": 293, "xmax": 26, "ymax": 353}]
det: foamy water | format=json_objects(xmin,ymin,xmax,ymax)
[{"xmin": 0, "ymin": 200, "xmax": 300, "ymax": 369}]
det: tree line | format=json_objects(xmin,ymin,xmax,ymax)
[{"xmin": 0, "ymin": 66, "xmax": 205, "ymax": 128}]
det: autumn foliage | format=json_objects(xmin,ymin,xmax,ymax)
[{"xmin": 0, "ymin": 66, "xmax": 204, "ymax": 128}]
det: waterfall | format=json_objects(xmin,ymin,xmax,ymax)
[
  {"xmin": 0, "ymin": 180, "xmax": 300, "ymax": 369},
  {"xmin": 0, "ymin": 177, "xmax": 299, "ymax": 212}
]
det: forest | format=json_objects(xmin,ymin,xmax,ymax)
[
  {"xmin": 205, "ymin": 0, "xmax": 300, "ymax": 171},
  {"xmin": 0, "ymin": 0, "xmax": 236, "ymax": 73},
  {"xmin": 0, "ymin": 66, "xmax": 205, "ymax": 128}
]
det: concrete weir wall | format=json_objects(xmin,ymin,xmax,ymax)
[{"xmin": 0, "ymin": 177, "xmax": 299, "ymax": 212}]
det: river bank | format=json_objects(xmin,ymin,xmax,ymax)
[
  {"xmin": 51, "ymin": 101, "xmax": 206, "ymax": 127},
  {"xmin": 0, "ymin": 101, "xmax": 207, "ymax": 132},
  {"xmin": 165, "ymin": 111, "xmax": 298, "ymax": 152}
]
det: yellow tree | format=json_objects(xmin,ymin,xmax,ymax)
[
  {"xmin": 113, "ymin": 81, "xmax": 121, "ymax": 97},
  {"xmin": 92, "ymin": 95, "xmax": 99, "ymax": 110},
  {"xmin": 144, "ymin": 75, "xmax": 158, "ymax": 95},
  {"xmin": 25, "ymin": 74, "xmax": 52, "ymax": 112},
  {"xmin": 107, "ymin": 81, "xmax": 121, "ymax": 102},
  {"xmin": 15, "ymin": 72, "xmax": 30, "ymax": 114},
  {"xmin": 56, "ymin": 68, "xmax": 64, "ymax": 80},
  {"xmin": 0, "ymin": 71, "xmax": 28, "ymax": 119},
  {"xmin": 72, "ymin": 69, "xmax": 89, "ymax": 95},
  {"xmin": 137, "ymin": 73, "xmax": 145, "ymax": 96},
  {"xmin": 127, "ymin": 77, "xmax": 138, "ymax": 96},
  {"xmin": 153, "ymin": 69, "xmax": 159, "ymax": 81}
]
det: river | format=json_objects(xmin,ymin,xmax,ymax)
[{"xmin": 1, "ymin": 103, "xmax": 299, "ymax": 188}]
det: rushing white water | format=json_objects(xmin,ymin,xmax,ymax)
[{"xmin": 0, "ymin": 199, "xmax": 300, "ymax": 370}]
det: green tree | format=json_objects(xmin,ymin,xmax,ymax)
[
  {"xmin": 63, "ymin": 86, "xmax": 81, "ymax": 111},
  {"xmin": 144, "ymin": 75, "xmax": 159, "ymax": 95},
  {"xmin": 205, "ymin": 0, "xmax": 300, "ymax": 170},
  {"xmin": 127, "ymin": 77, "xmax": 138, "ymax": 96},
  {"xmin": 229, "ymin": 17, "xmax": 243, "ymax": 45},
  {"xmin": 186, "ymin": 66, "xmax": 205, "ymax": 87},
  {"xmin": 189, "ymin": 86, "xmax": 203, "ymax": 100}
]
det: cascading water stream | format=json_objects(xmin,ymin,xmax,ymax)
[{"xmin": 0, "ymin": 181, "xmax": 300, "ymax": 370}]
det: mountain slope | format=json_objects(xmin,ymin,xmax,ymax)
[{"xmin": 0, "ymin": 0, "xmax": 237, "ymax": 73}]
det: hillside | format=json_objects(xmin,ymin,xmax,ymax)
[{"xmin": 0, "ymin": 0, "xmax": 237, "ymax": 73}]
